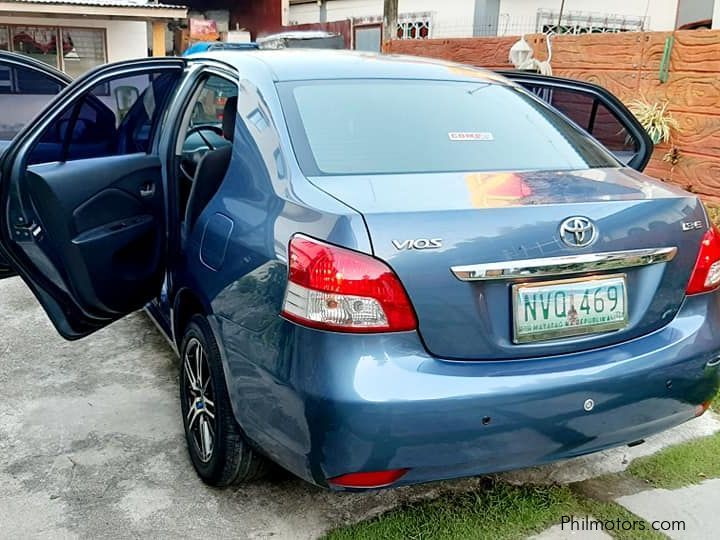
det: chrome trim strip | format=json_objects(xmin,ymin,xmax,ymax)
[{"xmin": 450, "ymin": 247, "xmax": 677, "ymax": 281}]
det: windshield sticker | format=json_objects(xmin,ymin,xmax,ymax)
[{"xmin": 448, "ymin": 132, "xmax": 494, "ymax": 141}]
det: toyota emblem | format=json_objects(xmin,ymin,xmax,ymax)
[{"xmin": 559, "ymin": 217, "xmax": 597, "ymax": 248}]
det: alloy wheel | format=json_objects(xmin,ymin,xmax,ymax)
[{"xmin": 183, "ymin": 337, "xmax": 216, "ymax": 463}]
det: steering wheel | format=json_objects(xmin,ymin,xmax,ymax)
[
  {"xmin": 186, "ymin": 124, "xmax": 224, "ymax": 151},
  {"xmin": 180, "ymin": 124, "xmax": 225, "ymax": 181}
]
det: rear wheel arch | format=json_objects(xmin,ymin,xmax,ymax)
[
  {"xmin": 172, "ymin": 288, "xmax": 247, "ymax": 441},
  {"xmin": 180, "ymin": 313, "xmax": 270, "ymax": 486},
  {"xmin": 172, "ymin": 287, "xmax": 208, "ymax": 347}
]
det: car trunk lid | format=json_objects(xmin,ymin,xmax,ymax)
[{"xmin": 308, "ymin": 168, "xmax": 706, "ymax": 360}]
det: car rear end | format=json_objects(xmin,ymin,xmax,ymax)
[{"xmin": 269, "ymin": 74, "xmax": 720, "ymax": 489}]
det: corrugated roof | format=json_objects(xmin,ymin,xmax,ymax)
[{"xmin": 8, "ymin": 0, "xmax": 186, "ymax": 9}]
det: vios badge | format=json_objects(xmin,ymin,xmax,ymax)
[
  {"xmin": 392, "ymin": 238, "xmax": 443, "ymax": 251},
  {"xmin": 559, "ymin": 217, "xmax": 597, "ymax": 248}
]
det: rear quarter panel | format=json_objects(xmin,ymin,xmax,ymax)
[{"xmin": 170, "ymin": 65, "xmax": 371, "ymax": 455}]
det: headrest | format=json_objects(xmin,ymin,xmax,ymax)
[{"xmin": 222, "ymin": 95, "xmax": 238, "ymax": 141}]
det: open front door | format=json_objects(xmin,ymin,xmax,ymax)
[
  {"xmin": 0, "ymin": 58, "xmax": 185, "ymax": 339},
  {"xmin": 500, "ymin": 71, "xmax": 653, "ymax": 172},
  {"xmin": 0, "ymin": 52, "xmax": 73, "ymax": 278}
]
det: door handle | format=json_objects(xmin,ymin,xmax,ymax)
[{"xmin": 140, "ymin": 182, "xmax": 156, "ymax": 198}]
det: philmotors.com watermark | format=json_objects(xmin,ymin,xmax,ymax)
[{"xmin": 561, "ymin": 515, "xmax": 686, "ymax": 533}]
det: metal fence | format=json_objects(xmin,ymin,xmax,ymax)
[{"xmin": 425, "ymin": 10, "xmax": 650, "ymax": 39}]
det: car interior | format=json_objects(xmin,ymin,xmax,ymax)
[{"xmin": 176, "ymin": 75, "xmax": 238, "ymax": 240}]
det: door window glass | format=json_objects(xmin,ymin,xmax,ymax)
[
  {"xmin": 0, "ymin": 62, "xmax": 64, "ymax": 140},
  {"xmin": 527, "ymin": 86, "xmax": 638, "ymax": 161},
  {"xmin": 28, "ymin": 69, "xmax": 181, "ymax": 164},
  {"xmin": 280, "ymin": 79, "xmax": 617, "ymax": 176},
  {"xmin": 0, "ymin": 63, "xmax": 10, "ymax": 94},
  {"xmin": 189, "ymin": 75, "xmax": 238, "ymax": 126},
  {"xmin": 15, "ymin": 64, "xmax": 63, "ymax": 94}
]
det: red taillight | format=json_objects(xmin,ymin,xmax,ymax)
[
  {"xmin": 686, "ymin": 226, "xmax": 720, "ymax": 295},
  {"xmin": 329, "ymin": 469, "xmax": 409, "ymax": 488},
  {"xmin": 694, "ymin": 401, "xmax": 712, "ymax": 417},
  {"xmin": 281, "ymin": 235, "xmax": 417, "ymax": 333}
]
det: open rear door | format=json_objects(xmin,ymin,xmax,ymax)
[
  {"xmin": 0, "ymin": 58, "xmax": 185, "ymax": 339},
  {"xmin": 501, "ymin": 71, "xmax": 653, "ymax": 172},
  {"xmin": 0, "ymin": 52, "xmax": 72, "ymax": 278}
]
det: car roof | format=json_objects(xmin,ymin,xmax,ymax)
[
  {"xmin": 189, "ymin": 49, "xmax": 508, "ymax": 84},
  {"xmin": 182, "ymin": 41, "xmax": 259, "ymax": 56}
]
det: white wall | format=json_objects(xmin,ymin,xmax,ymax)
[
  {"xmin": 289, "ymin": 0, "xmax": 380, "ymax": 23},
  {"xmin": 0, "ymin": 16, "xmax": 148, "ymax": 65},
  {"xmin": 290, "ymin": 0, "xmax": 684, "ymax": 35},
  {"xmin": 288, "ymin": 0, "xmax": 479, "ymax": 37},
  {"xmin": 714, "ymin": 0, "xmax": 720, "ymax": 28},
  {"xmin": 676, "ymin": 0, "xmax": 715, "ymax": 27},
  {"xmin": 497, "ymin": 0, "xmax": 679, "ymax": 33}
]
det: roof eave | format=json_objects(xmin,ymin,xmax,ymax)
[{"xmin": 0, "ymin": 2, "xmax": 187, "ymax": 20}]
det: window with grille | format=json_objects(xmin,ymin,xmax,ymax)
[
  {"xmin": 396, "ymin": 18, "xmax": 432, "ymax": 39},
  {"xmin": 0, "ymin": 24, "xmax": 106, "ymax": 74},
  {"xmin": 0, "ymin": 27, "xmax": 9, "ymax": 50},
  {"xmin": 537, "ymin": 9, "xmax": 648, "ymax": 34},
  {"xmin": 62, "ymin": 28, "xmax": 106, "ymax": 78}
]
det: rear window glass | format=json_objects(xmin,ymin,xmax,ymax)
[{"xmin": 278, "ymin": 79, "xmax": 618, "ymax": 176}]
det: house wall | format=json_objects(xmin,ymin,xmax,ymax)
[
  {"xmin": 289, "ymin": 0, "xmax": 480, "ymax": 37},
  {"xmin": 290, "ymin": 0, "xmax": 686, "ymax": 35},
  {"xmin": 496, "ymin": 0, "xmax": 680, "ymax": 32},
  {"xmin": 231, "ymin": 0, "xmax": 285, "ymax": 38},
  {"xmin": 0, "ymin": 16, "xmax": 148, "ymax": 63}
]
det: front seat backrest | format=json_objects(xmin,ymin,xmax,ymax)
[
  {"xmin": 222, "ymin": 95, "xmax": 237, "ymax": 140},
  {"xmin": 184, "ymin": 96, "xmax": 238, "ymax": 233}
]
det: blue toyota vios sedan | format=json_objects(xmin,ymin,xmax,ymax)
[{"xmin": 1, "ymin": 50, "xmax": 719, "ymax": 490}]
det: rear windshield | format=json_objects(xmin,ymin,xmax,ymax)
[{"xmin": 277, "ymin": 79, "xmax": 619, "ymax": 176}]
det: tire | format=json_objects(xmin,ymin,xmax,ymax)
[{"xmin": 179, "ymin": 314, "xmax": 269, "ymax": 486}]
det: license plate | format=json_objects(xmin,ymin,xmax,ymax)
[{"xmin": 512, "ymin": 275, "xmax": 628, "ymax": 343}]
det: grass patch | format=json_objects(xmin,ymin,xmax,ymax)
[
  {"xmin": 325, "ymin": 480, "xmax": 662, "ymax": 540},
  {"xmin": 627, "ymin": 432, "xmax": 720, "ymax": 489},
  {"xmin": 326, "ymin": 480, "xmax": 576, "ymax": 540}
]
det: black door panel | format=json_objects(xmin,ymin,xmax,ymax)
[
  {"xmin": 72, "ymin": 187, "xmax": 145, "ymax": 232},
  {"xmin": 0, "ymin": 260, "xmax": 14, "ymax": 278},
  {"xmin": 0, "ymin": 57, "xmax": 185, "ymax": 338},
  {"xmin": 21, "ymin": 154, "xmax": 165, "ymax": 316}
]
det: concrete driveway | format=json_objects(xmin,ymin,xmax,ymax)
[{"xmin": 1, "ymin": 277, "xmax": 718, "ymax": 539}]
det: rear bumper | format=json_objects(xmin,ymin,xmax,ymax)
[{"xmin": 218, "ymin": 294, "xmax": 720, "ymax": 490}]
